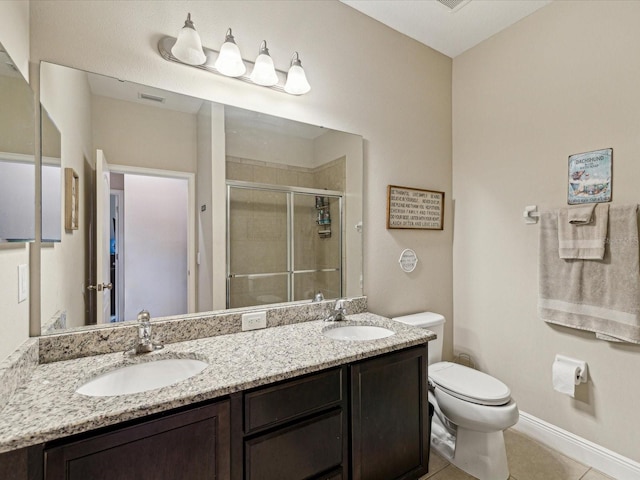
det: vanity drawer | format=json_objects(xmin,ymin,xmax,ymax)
[
  {"xmin": 244, "ymin": 409, "xmax": 344, "ymax": 480},
  {"xmin": 244, "ymin": 366, "xmax": 344, "ymax": 433}
]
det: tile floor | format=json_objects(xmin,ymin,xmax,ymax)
[{"xmin": 420, "ymin": 429, "xmax": 614, "ymax": 480}]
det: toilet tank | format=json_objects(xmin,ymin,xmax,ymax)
[{"xmin": 392, "ymin": 312, "xmax": 445, "ymax": 365}]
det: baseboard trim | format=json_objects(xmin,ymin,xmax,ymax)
[{"xmin": 513, "ymin": 411, "xmax": 640, "ymax": 480}]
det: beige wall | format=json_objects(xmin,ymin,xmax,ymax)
[
  {"xmin": 40, "ymin": 63, "xmax": 94, "ymax": 330},
  {"xmin": 0, "ymin": 0, "xmax": 30, "ymax": 362},
  {"xmin": 196, "ymin": 103, "xmax": 213, "ymax": 312},
  {"xmin": 226, "ymin": 123, "xmax": 315, "ymax": 168},
  {"xmin": 29, "ymin": 0, "xmax": 453, "ymax": 354},
  {"xmin": 453, "ymin": 0, "xmax": 640, "ymax": 462},
  {"xmin": 92, "ymin": 95, "xmax": 198, "ymax": 173},
  {"xmin": 0, "ymin": 76, "xmax": 35, "ymax": 155},
  {"xmin": 0, "ymin": 0, "xmax": 29, "ymax": 81}
]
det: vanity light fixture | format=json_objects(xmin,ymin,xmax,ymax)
[
  {"xmin": 159, "ymin": 13, "xmax": 311, "ymax": 95},
  {"xmin": 249, "ymin": 41, "xmax": 279, "ymax": 87},
  {"xmin": 170, "ymin": 13, "xmax": 207, "ymax": 66},
  {"xmin": 284, "ymin": 52, "xmax": 311, "ymax": 95},
  {"xmin": 213, "ymin": 28, "xmax": 246, "ymax": 77}
]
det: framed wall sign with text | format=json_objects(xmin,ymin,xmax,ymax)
[{"xmin": 386, "ymin": 185, "xmax": 444, "ymax": 230}]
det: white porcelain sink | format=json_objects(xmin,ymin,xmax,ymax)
[
  {"xmin": 76, "ymin": 358, "xmax": 208, "ymax": 397},
  {"xmin": 323, "ymin": 325, "xmax": 395, "ymax": 341}
]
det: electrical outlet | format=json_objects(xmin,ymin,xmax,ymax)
[{"xmin": 242, "ymin": 311, "xmax": 267, "ymax": 331}]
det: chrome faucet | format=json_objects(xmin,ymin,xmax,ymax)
[
  {"xmin": 325, "ymin": 299, "xmax": 347, "ymax": 322},
  {"xmin": 133, "ymin": 310, "xmax": 163, "ymax": 354},
  {"xmin": 312, "ymin": 291, "xmax": 325, "ymax": 302}
]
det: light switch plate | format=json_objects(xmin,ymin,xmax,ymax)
[{"xmin": 18, "ymin": 264, "xmax": 28, "ymax": 303}]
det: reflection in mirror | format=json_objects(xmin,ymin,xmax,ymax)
[
  {"xmin": 39, "ymin": 62, "xmax": 363, "ymax": 335},
  {"xmin": 0, "ymin": 42, "xmax": 35, "ymax": 242},
  {"xmin": 41, "ymin": 108, "xmax": 62, "ymax": 242}
]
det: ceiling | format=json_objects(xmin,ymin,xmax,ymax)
[{"xmin": 340, "ymin": 0, "xmax": 553, "ymax": 58}]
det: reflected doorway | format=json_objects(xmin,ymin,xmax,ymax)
[{"xmin": 102, "ymin": 165, "xmax": 195, "ymax": 323}]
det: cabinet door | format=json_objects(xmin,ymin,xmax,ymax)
[
  {"xmin": 351, "ymin": 345, "xmax": 429, "ymax": 480},
  {"xmin": 44, "ymin": 401, "xmax": 230, "ymax": 480}
]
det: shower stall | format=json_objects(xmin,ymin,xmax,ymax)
[{"xmin": 226, "ymin": 181, "xmax": 343, "ymax": 309}]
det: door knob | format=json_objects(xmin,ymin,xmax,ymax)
[{"xmin": 87, "ymin": 283, "xmax": 113, "ymax": 291}]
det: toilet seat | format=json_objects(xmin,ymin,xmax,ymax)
[{"xmin": 429, "ymin": 362, "xmax": 511, "ymax": 406}]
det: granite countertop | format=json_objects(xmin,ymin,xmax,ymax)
[{"xmin": 0, "ymin": 313, "xmax": 434, "ymax": 453}]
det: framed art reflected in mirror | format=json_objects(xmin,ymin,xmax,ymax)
[{"xmin": 65, "ymin": 167, "xmax": 79, "ymax": 230}]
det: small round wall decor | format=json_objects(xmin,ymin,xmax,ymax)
[{"xmin": 399, "ymin": 249, "xmax": 418, "ymax": 273}]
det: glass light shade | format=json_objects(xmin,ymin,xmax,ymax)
[
  {"xmin": 285, "ymin": 63, "xmax": 310, "ymax": 95},
  {"xmin": 250, "ymin": 41, "xmax": 278, "ymax": 87},
  {"xmin": 214, "ymin": 31, "xmax": 246, "ymax": 77},
  {"xmin": 171, "ymin": 14, "xmax": 206, "ymax": 66}
]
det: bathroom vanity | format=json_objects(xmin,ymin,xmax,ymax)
[{"xmin": 0, "ymin": 312, "xmax": 434, "ymax": 480}]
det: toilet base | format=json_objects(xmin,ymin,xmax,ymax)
[{"xmin": 449, "ymin": 428, "xmax": 510, "ymax": 480}]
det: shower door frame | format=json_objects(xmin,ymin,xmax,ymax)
[{"xmin": 226, "ymin": 180, "xmax": 343, "ymax": 309}]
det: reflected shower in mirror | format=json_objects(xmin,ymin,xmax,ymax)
[{"xmin": 39, "ymin": 62, "xmax": 363, "ymax": 334}]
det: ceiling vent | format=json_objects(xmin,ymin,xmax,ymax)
[
  {"xmin": 138, "ymin": 92, "xmax": 166, "ymax": 103},
  {"xmin": 436, "ymin": 0, "xmax": 471, "ymax": 12}
]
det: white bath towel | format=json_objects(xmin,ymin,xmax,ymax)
[
  {"xmin": 557, "ymin": 203, "xmax": 609, "ymax": 259},
  {"xmin": 539, "ymin": 204, "xmax": 640, "ymax": 344}
]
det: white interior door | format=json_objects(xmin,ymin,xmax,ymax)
[{"xmin": 95, "ymin": 149, "xmax": 112, "ymax": 324}]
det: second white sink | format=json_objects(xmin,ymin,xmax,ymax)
[
  {"xmin": 76, "ymin": 358, "xmax": 208, "ymax": 397},
  {"xmin": 323, "ymin": 325, "xmax": 395, "ymax": 341}
]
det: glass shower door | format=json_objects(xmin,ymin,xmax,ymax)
[
  {"xmin": 227, "ymin": 185, "xmax": 289, "ymax": 308},
  {"xmin": 227, "ymin": 183, "xmax": 343, "ymax": 308},
  {"xmin": 292, "ymin": 193, "xmax": 342, "ymax": 302}
]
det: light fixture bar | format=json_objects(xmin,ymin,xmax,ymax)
[{"xmin": 158, "ymin": 36, "xmax": 291, "ymax": 94}]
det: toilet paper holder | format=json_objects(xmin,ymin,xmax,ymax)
[{"xmin": 555, "ymin": 354, "xmax": 588, "ymax": 383}]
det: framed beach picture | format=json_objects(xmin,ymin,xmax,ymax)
[{"xmin": 568, "ymin": 148, "xmax": 612, "ymax": 205}]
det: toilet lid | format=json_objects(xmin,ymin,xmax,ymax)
[{"xmin": 429, "ymin": 362, "xmax": 511, "ymax": 406}]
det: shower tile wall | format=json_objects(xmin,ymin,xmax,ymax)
[{"xmin": 227, "ymin": 157, "xmax": 345, "ymax": 307}]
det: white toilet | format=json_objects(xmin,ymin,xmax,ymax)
[{"xmin": 393, "ymin": 312, "xmax": 519, "ymax": 480}]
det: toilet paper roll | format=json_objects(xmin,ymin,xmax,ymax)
[{"xmin": 552, "ymin": 360, "xmax": 580, "ymax": 397}]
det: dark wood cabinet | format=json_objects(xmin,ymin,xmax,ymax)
[
  {"xmin": 44, "ymin": 401, "xmax": 230, "ymax": 480},
  {"xmin": 0, "ymin": 444, "xmax": 43, "ymax": 480},
  {"xmin": 350, "ymin": 345, "xmax": 429, "ymax": 480}
]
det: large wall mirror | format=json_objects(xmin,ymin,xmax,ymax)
[
  {"xmin": 0, "ymin": 42, "xmax": 35, "ymax": 242},
  {"xmin": 39, "ymin": 62, "xmax": 363, "ymax": 334},
  {"xmin": 0, "ymin": 44, "xmax": 61, "ymax": 244}
]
